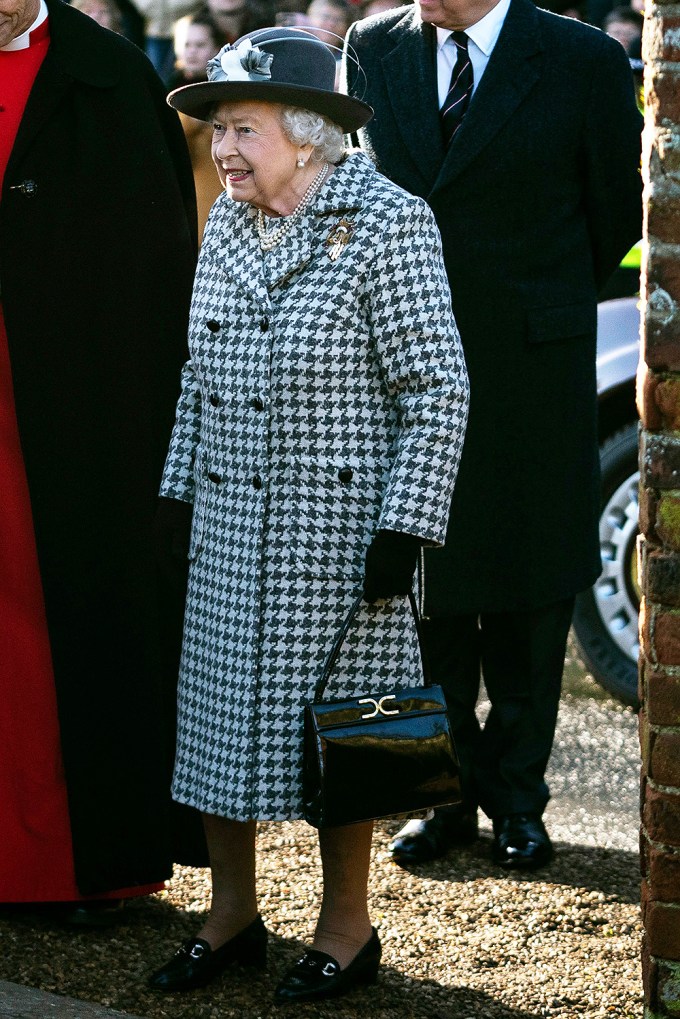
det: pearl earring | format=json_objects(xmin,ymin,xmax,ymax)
[{"xmin": 296, "ymin": 157, "xmax": 305, "ymax": 168}]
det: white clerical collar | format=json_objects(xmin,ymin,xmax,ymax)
[
  {"xmin": 436, "ymin": 0, "xmax": 511, "ymax": 56},
  {"xmin": 1, "ymin": 0, "xmax": 48, "ymax": 51}
]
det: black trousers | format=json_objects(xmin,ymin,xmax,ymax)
[{"xmin": 423, "ymin": 597, "xmax": 575, "ymax": 820}]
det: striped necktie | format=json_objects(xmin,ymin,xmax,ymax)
[{"xmin": 440, "ymin": 31, "xmax": 473, "ymax": 147}]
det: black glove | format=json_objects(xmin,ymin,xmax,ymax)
[
  {"xmin": 363, "ymin": 529, "xmax": 423, "ymax": 603},
  {"xmin": 153, "ymin": 496, "xmax": 193, "ymax": 579}
]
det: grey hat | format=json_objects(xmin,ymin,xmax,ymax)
[{"xmin": 167, "ymin": 27, "xmax": 372, "ymax": 133}]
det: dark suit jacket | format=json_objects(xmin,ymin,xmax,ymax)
[
  {"xmin": 345, "ymin": 0, "xmax": 643, "ymax": 613},
  {"xmin": 0, "ymin": 0, "xmax": 206, "ymax": 893}
]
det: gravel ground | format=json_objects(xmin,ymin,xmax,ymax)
[{"xmin": 0, "ymin": 637, "xmax": 643, "ymax": 1019}]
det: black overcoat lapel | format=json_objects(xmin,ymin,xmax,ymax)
[
  {"xmin": 381, "ymin": 12, "xmax": 444, "ymax": 191},
  {"xmin": 5, "ymin": 56, "xmax": 72, "ymax": 176},
  {"xmin": 431, "ymin": 0, "xmax": 544, "ymax": 194}
]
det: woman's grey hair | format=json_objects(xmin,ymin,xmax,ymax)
[{"xmin": 280, "ymin": 107, "xmax": 346, "ymax": 164}]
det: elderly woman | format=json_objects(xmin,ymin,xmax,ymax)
[{"xmin": 149, "ymin": 27, "xmax": 469, "ymax": 1004}]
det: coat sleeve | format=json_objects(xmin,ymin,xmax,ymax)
[
  {"xmin": 159, "ymin": 359, "xmax": 202, "ymax": 503},
  {"xmin": 369, "ymin": 197, "xmax": 470, "ymax": 545},
  {"xmin": 581, "ymin": 35, "xmax": 643, "ymax": 290}
]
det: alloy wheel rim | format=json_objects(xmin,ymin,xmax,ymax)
[{"xmin": 593, "ymin": 470, "xmax": 640, "ymax": 664}]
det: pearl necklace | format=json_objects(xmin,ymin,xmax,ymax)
[{"xmin": 256, "ymin": 162, "xmax": 329, "ymax": 252}]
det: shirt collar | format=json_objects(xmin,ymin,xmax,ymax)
[
  {"xmin": 1, "ymin": 0, "xmax": 48, "ymax": 51},
  {"xmin": 436, "ymin": 0, "xmax": 511, "ymax": 56}
]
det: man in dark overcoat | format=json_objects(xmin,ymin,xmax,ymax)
[
  {"xmin": 0, "ymin": 0, "xmax": 205, "ymax": 909},
  {"xmin": 344, "ymin": 0, "xmax": 642, "ymax": 868}
]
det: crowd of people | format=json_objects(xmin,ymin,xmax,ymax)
[{"xmin": 1, "ymin": 0, "xmax": 642, "ymax": 1006}]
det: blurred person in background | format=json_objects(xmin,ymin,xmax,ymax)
[
  {"xmin": 169, "ymin": 10, "xmax": 221, "ymax": 85},
  {"xmin": 306, "ymin": 0, "xmax": 352, "ymax": 41},
  {"xmin": 273, "ymin": 0, "xmax": 311, "ymax": 22},
  {"xmin": 307, "ymin": 0, "xmax": 352, "ymax": 84},
  {"xmin": 203, "ymin": 0, "xmax": 275, "ymax": 42},
  {"xmin": 603, "ymin": 4, "xmax": 642, "ymax": 54},
  {"xmin": 0, "ymin": 0, "xmax": 205, "ymax": 923},
  {"xmin": 69, "ymin": 0, "xmax": 145, "ymax": 39},
  {"xmin": 169, "ymin": 12, "xmax": 224, "ymax": 240},
  {"xmin": 131, "ymin": 0, "xmax": 202, "ymax": 79},
  {"xmin": 71, "ymin": 0, "xmax": 123, "ymax": 30}
]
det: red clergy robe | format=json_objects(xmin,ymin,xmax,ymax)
[{"xmin": 0, "ymin": 20, "xmax": 161, "ymax": 902}]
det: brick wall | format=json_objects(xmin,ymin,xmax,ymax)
[{"xmin": 639, "ymin": 2, "xmax": 680, "ymax": 1012}]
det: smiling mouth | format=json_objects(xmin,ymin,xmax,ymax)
[{"xmin": 224, "ymin": 169, "xmax": 252, "ymax": 182}]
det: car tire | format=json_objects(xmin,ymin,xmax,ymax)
[{"xmin": 572, "ymin": 423, "xmax": 640, "ymax": 708}]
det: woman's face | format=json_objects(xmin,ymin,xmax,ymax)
[
  {"xmin": 211, "ymin": 101, "xmax": 311, "ymax": 216},
  {"xmin": 182, "ymin": 24, "xmax": 218, "ymax": 77},
  {"xmin": 306, "ymin": 0, "xmax": 350, "ymax": 42}
]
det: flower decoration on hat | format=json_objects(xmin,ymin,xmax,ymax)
[{"xmin": 207, "ymin": 40, "xmax": 274, "ymax": 83}]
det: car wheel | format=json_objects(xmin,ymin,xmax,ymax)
[{"xmin": 572, "ymin": 423, "xmax": 640, "ymax": 708}]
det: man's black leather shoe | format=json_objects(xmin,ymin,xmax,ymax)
[
  {"xmin": 389, "ymin": 807, "xmax": 479, "ymax": 865},
  {"xmin": 274, "ymin": 928, "xmax": 381, "ymax": 1004},
  {"xmin": 147, "ymin": 915, "xmax": 267, "ymax": 992},
  {"xmin": 492, "ymin": 813, "xmax": 553, "ymax": 870}
]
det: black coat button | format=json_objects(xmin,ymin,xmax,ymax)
[
  {"xmin": 338, "ymin": 467, "xmax": 353, "ymax": 483},
  {"xmin": 259, "ymin": 317, "xmax": 269, "ymax": 332},
  {"xmin": 251, "ymin": 397, "xmax": 264, "ymax": 411},
  {"xmin": 252, "ymin": 474, "xmax": 263, "ymax": 490},
  {"xmin": 209, "ymin": 394, "xmax": 221, "ymax": 407},
  {"xmin": 206, "ymin": 319, "xmax": 221, "ymax": 332},
  {"xmin": 207, "ymin": 471, "xmax": 221, "ymax": 484}
]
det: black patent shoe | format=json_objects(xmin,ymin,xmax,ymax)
[
  {"xmin": 492, "ymin": 813, "xmax": 553, "ymax": 870},
  {"xmin": 148, "ymin": 915, "xmax": 267, "ymax": 992},
  {"xmin": 389, "ymin": 807, "xmax": 479, "ymax": 865},
  {"xmin": 274, "ymin": 928, "xmax": 381, "ymax": 1005}
]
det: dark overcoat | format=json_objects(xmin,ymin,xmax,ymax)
[
  {"xmin": 345, "ymin": 0, "xmax": 643, "ymax": 613},
  {"xmin": 0, "ymin": 0, "xmax": 205, "ymax": 894}
]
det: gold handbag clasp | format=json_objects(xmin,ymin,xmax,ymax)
[{"xmin": 358, "ymin": 695, "xmax": 399, "ymax": 719}]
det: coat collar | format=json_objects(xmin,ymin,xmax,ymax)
[
  {"xmin": 266, "ymin": 151, "xmax": 370, "ymax": 292},
  {"xmin": 213, "ymin": 198, "xmax": 270, "ymax": 307},
  {"xmin": 43, "ymin": 0, "xmax": 120, "ymax": 86},
  {"xmin": 4, "ymin": 0, "xmax": 120, "ymax": 191},
  {"xmin": 381, "ymin": 11, "xmax": 443, "ymax": 193},
  {"xmin": 219, "ymin": 152, "xmax": 372, "ymax": 301}
]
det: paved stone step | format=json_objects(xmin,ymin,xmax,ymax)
[{"xmin": 0, "ymin": 982, "xmax": 143, "ymax": 1019}]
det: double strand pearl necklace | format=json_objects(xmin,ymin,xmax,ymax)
[{"xmin": 256, "ymin": 162, "xmax": 329, "ymax": 252}]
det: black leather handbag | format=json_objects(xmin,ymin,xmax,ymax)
[{"xmin": 303, "ymin": 592, "xmax": 461, "ymax": 829}]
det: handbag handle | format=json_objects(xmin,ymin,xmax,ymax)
[{"xmin": 313, "ymin": 591, "xmax": 432, "ymax": 704}]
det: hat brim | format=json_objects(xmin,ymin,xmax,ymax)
[{"xmin": 167, "ymin": 80, "xmax": 373, "ymax": 134}]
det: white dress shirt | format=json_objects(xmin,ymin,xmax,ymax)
[{"xmin": 436, "ymin": 0, "xmax": 511, "ymax": 106}]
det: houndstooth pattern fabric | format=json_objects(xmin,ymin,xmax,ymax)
[{"xmin": 160, "ymin": 151, "xmax": 469, "ymax": 820}]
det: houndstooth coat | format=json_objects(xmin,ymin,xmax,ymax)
[{"xmin": 160, "ymin": 151, "xmax": 469, "ymax": 821}]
